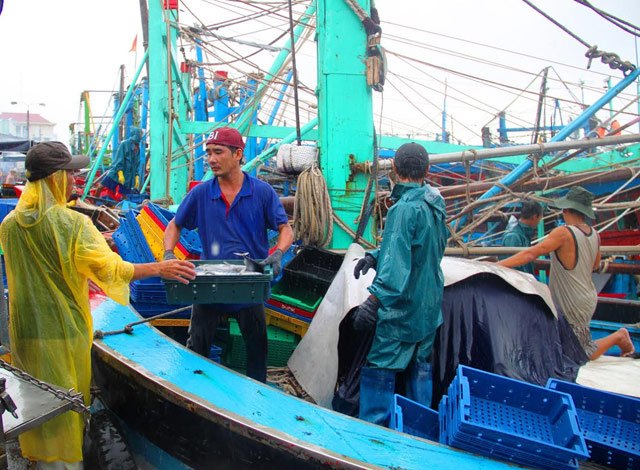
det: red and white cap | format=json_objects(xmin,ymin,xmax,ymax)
[{"xmin": 206, "ymin": 127, "xmax": 245, "ymax": 150}]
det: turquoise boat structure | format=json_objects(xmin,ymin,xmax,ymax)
[{"xmin": 5, "ymin": 0, "xmax": 640, "ymax": 468}]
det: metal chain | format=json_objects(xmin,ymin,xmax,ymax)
[{"xmin": 0, "ymin": 359, "xmax": 90, "ymax": 422}]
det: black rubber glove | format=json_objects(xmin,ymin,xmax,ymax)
[
  {"xmin": 353, "ymin": 296, "xmax": 378, "ymax": 331},
  {"xmin": 163, "ymin": 250, "xmax": 177, "ymax": 261},
  {"xmin": 353, "ymin": 253, "xmax": 376, "ymax": 279},
  {"xmin": 260, "ymin": 249, "xmax": 284, "ymax": 278}
]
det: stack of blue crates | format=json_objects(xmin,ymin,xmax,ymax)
[
  {"xmin": 439, "ymin": 366, "xmax": 589, "ymax": 470},
  {"xmin": 113, "ymin": 210, "xmax": 188, "ymax": 315},
  {"xmin": 113, "ymin": 211, "xmax": 155, "ymax": 264},
  {"xmin": 547, "ymin": 379, "xmax": 640, "ymax": 470}
]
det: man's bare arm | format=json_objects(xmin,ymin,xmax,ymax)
[
  {"xmin": 497, "ymin": 226, "xmax": 568, "ymax": 269},
  {"xmin": 593, "ymin": 233, "xmax": 602, "ymax": 271},
  {"xmin": 163, "ymin": 219, "xmax": 182, "ymax": 252},
  {"xmin": 274, "ymin": 222, "xmax": 294, "ymax": 253}
]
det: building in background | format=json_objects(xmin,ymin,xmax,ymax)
[{"xmin": 0, "ymin": 112, "xmax": 56, "ymax": 142}]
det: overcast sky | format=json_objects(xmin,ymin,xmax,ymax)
[{"xmin": 0, "ymin": 0, "xmax": 638, "ymax": 146}]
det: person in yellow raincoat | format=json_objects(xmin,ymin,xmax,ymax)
[{"xmin": 0, "ymin": 142, "xmax": 196, "ymax": 469}]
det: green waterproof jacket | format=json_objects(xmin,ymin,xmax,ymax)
[
  {"xmin": 108, "ymin": 128, "xmax": 143, "ymax": 189},
  {"xmin": 368, "ymin": 182, "xmax": 448, "ymax": 343},
  {"xmin": 501, "ymin": 220, "xmax": 536, "ymax": 275}
]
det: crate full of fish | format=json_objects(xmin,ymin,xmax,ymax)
[{"xmin": 163, "ymin": 260, "xmax": 273, "ymax": 305}]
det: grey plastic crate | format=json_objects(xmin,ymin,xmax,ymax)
[{"xmin": 163, "ymin": 260, "xmax": 273, "ymax": 304}]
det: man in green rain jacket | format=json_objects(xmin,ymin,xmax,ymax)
[
  {"xmin": 500, "ymin": 200, "xmax": 543, "ymax": 276},
  {"xmin": 353, "ymin": 142, "xmax": 447, "ymax": 427}
]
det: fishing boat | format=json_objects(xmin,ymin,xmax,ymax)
[{"xmin": 4, "ymin": 0, "xmax": 640, "ymax": 468}]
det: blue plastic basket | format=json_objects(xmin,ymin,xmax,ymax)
[
  {"xmin": 0, "ymin": 199, "xmax": 18, "ymax": 224},
  {"xmin": 547, "ymin": 379, "xmax": 640, "ymax": 470},
  {"xmin": 113, "ymin": 211, "xmax": 155, "ymax": 265},
  {"xmin": 130, "ymin": 280, "xmax": 168, "ymax": 303},
  {"xmin": 440, "ymin": 366, "xmax": 589, "ymax": 470},
  {"xmin": 443, "ymin": 381, "xmax": 580, "ymax": 470},
  {"xmin": 392, "ymin": 394, "xmax": 439, "ymax": 442}
]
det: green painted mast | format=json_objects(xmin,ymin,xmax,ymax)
[
  {"xmin": 316, "ymin": 0, "xmax": 375, "ymax": 249},
  {"xmin": 148, "ymin": 0, "xmax": 191, "ymax": 202}
]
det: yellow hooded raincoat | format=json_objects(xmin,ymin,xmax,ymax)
[{"xmin": 0, "ymin": 170, "xmax": 134, "ymax": 462}]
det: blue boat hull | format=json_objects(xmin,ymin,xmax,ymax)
[{"xmin": 90, "ymin": 296, "xmax": 515, "ymax": 470}]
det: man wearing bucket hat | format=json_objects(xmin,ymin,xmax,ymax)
[
  {"xmin": 163, "ymin": 127, "xmax": 293, "ymax": 383},
  {"xmin": 498, "ymin": 186, "xmax": 634, "ymax": 359},
  {"xmin": 0, "ymin": 141, "xmax": 196, "ymax": 468}
]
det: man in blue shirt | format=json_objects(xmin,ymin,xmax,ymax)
[{"xmin": 163, "ymin": 127, "xmax": 293, "ymax": 382}]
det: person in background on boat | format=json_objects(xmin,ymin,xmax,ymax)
[
  {"xmin": 497, "ymin": 186, "xmax": 635, "ymax": 360},
  {"xmin": 352, "ymin": 142, "xmax": 447, "ymax": 426},
  {"xmin": 163, "ymin": 127, "xmax": 293, "ymax": 383},
  {"xmin": 500, "ymin": 200, "xmax": 543, "ymax": 276},
  {"xmin": 95, "ymin": 127, "xmax": 144, "ymax": 197},
  {"xmin": 4, "ymin": 168, "xmax": 18, "ymax": 184},
  {"xmin": 0, "ymin": 141, "xmax": 196, "ymax": 470}
]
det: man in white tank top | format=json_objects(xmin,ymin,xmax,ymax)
[{"xmin": 498, "ymin": 186, "xmax": 634, "ymax": 360}]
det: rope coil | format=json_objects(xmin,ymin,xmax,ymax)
[{"xmin": 293, "ymin": 163, "xmax": 334, "ymax": 247}]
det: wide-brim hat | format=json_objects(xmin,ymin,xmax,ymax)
[
  {"xmin": 552, "ymin": 186, "xmax": 595, "ymax": 219},
  {"xmin": 25, "ymin": 142, "xmax": 90, "ymax": 182}
]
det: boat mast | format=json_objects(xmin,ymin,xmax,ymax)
[
  {"xmin": 317, "ymin": 0, "xmax": 375, "ymax": 248},
  {"xmin": 148, "ymin": 0, "xmax": 192, "ymax": 202}
]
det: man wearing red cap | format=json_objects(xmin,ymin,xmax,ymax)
[{"xmin": 164, "ymin": 127, "xmax": 293, "ymax": 382}]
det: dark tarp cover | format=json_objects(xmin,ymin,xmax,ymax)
[{"xmin": 333, "ymin": 272, "xmax": 588, "ymax": 416}]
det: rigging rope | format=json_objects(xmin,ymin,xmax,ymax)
[
  {"xmin": 573, "ymin": 0, "xmax": 640, "ymax": 38},
  {"xmin": 521, "ymin": 0, "xmax": 636, "ymax": 75},
  {"xmin": 381, "ymin": 20, "xmax": 637, "ymax": 82},
  {"xmin": 292, "ymin": 162, "xmax": 334, "ymax": 247}
]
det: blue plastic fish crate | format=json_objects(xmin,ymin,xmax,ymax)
[
  {"xmin": 547, "ymin": 379, "xmax": 640, "ymax": 470},
  {"xmin": 113, "ymin": 211, "xmax": 155, "ymax": 265},
  {"xmin": 130, "ymin": 279, "xmax": 168, "ymax": 303},
  {"xmin": 441, "ymin": 366, "xmax": 588, "ymax": 470},
  {"xmin": 392, "ymin": 394, "xmax": 439, "ymax": 441},
  {"xmin": 442, "ymin": 387, "xmax": 580, "ymax": 470},
  {"xmin": 0, "ymin": 199, "xmax": 18, "ymax": 224}
]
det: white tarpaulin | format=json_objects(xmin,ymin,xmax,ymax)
[
  {"xmin": 577, "ymin": 355, "xmax": 640, "ymax": 398},
  {"xmin": 288, "ymin": 244, "xmax": 560, "ymax": 408}
]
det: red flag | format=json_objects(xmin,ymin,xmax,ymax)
[{"xmin": 129, "ymin": 35, "xmax": 138, "ymax": 53}]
